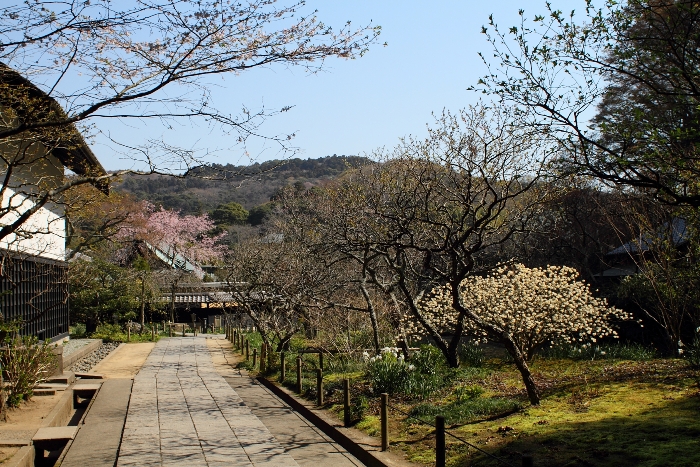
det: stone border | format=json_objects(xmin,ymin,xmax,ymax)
[
  {"xmin": 257, "ymin": 377, "xmax": 417, "ymax": 467},
  {"xmin": 4, "ymin": 446, "xmax": 33, "ymax": 467},
  {"xmin": 63, "ymin": 339, "xmax": 103, "ymax": 369},
  {"xmin": 41, "ymin": 388, "xmax": 75, "ymax": 428},
  {"xmin": 86, "ymin": 342, "xmax": 126, "ymax": 374}
]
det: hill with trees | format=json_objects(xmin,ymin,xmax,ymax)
[{"xmin": 113, "ymin": 155, "xmax": 371, "ymax": 216}]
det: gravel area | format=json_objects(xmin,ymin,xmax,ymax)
[
  {"xmin": 68, "ymin": 342, "xmax": 121, "ymax": 373},
  {"xmin": 62, "ymin": 338, "xmax": 100, "ymax": 357}
]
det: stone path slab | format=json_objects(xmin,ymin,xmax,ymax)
[
  {"xmin": 118, "ymin": 337, "xmax": 299, "ymax": 467},
  {"xmin": 207, "ymin": 338, "xmax": 363, "ymax": 467},
  {"xmin": 62, "ymin": 379, "xmax": 133, "ymax": 467}
]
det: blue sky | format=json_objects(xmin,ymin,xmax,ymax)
[{"xmin": 95, "ymin": 1, "xmax": 580, "ymax": 171}]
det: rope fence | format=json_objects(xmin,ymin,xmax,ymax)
[{"xmin": 223, "ymin": 326, "xmax": 534, "ymax": 467}]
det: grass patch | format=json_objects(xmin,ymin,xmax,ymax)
[
  {"xmin": 410, "ymin": 397, "xmax": 522, "ymax": 426},
  {"xmin": 356, "ymin": 415, "xmax": 381, "ymax": 436},
  {"xmin": 540, "ymin": 341, "xmax": 657, "ymax": 361}
]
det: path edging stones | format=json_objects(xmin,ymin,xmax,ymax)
[
  {"xmin": 63, "ymin": 339, "xmax": 103, "ymax": 369},
  {"xmin": 257, "ymin": 376, "xmax": 415, "ymax": 467}
]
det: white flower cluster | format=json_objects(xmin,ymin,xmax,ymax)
[
  {"xmin": 412, "ymin": 264, "xmax": 631, "ymax": 359},
  {"xmin": 363, "ymin": 347, "xmax": 415, "ymax": 370}
]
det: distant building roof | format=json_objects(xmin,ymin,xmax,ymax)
[
  {"xmin": 145, "ymin": 242, "xmax": 205, "ymax": 279},
  {"xmin": 606, "ymin": 218, "xmax": 688, "ymax": 256}
]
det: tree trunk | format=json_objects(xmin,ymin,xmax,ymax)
[
  {"xmin": 502, "ymin": 338, "xmax": 540, "ymax": 405},
  {"xmin": 277, "ymin": 333, "xmax": 294, "ymax": 352},
  {"xmin": 389, "ymin": 292, "xmax": 410, "ymax": 359},
  {"xmin": 140, "ymin": 276, "xmax": 146, "ymax": 334},
  {"xmin": 170, "ymin": 284, "xmax": 176, "ymax": 323},
  {"xmin": 359, "ymin": 281, "xmax": 381, "ymax": 355}
]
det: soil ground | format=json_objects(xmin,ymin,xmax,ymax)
[
  {"xmin": 88, "ymin": 342, "xmax": 155, "ymax": 378},
  {"xmin": 0, "ymin": 342, "xmax": 154, "ymax": 465}
]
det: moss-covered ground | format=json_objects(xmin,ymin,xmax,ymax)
[
  {"xmin": 375, "ymin": 359, "xmax": 699, "ymax": 467},
  {"xmin": 234, "ymin": 333, "xmax": 700, "ymax": 467}
]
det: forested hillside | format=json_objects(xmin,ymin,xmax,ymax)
[{"xmin": 113, "ymin": 155, "xmax": 371, "ymax": 215}]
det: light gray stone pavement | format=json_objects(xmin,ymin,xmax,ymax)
[
  {"xmin": 207, "ymin": 336, "xmax": 364, "ymax": 467},
  {"xmin": 118, "ymin": 337, "xmax": 300, "ymax": 467}
]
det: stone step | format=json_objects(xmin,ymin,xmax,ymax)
[
  {"xmin": 46, "ymin": 372, "xmax": 75, "ymax": 385},
  {"xmin": 74, "ymin": 372, "xmax": 104, "ymax": 380},
  {"xmin": 35, "ymin": 383, "xmax": 69, "ymax": 391},
  {"xmin": 33, "ymin": 426, "xmax": 79, "ymax": 457},
  {"xmin": 33, "ymin": 388, "xmax": 56, "ymax": 396}
]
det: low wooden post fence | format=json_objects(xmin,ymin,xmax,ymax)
[
  {"xmin": 343, "ymin": 378, "xmax": 351, "ymax": 427},
  {"xmin": 245, "ymin": 340, "xmax": 250, "ymax": 361},
  {"xmin": 280, "ymin": 352, "xmax": 286, "ymax": 381},
  {"xmin": 316, "ymin": 369, "xmax": 323, "ymax": 406},
  {"xmin": 253, "ymin": 348, "xmax": 257, "ymax": 368},
  {"xmin": 296, "ymin": 356, "xmax": 303, "ymax": 394},
  {"xmin": 260, "ymin": 344, "xmax": 267, "ymax": 373},
  {"xmin": 436, "ymin": 416, "xmax": 445, "ymax": 467},
  {"xmin": 380, "ymin": 393, "xmax": 388, "ymax": 451}
]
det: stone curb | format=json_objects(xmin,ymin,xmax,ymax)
[
  {"xmin": 4, "ymin": 446, "xmax": 33, "ymax": 467},
  {"xmin": 87, "ymin": 342, "xmax": 126, "ymax": 374},
  {"xmin": 257, "ymin": 376, "xmax": 418, "ymax": 467},
  {"xmin": 63, "ymin": 339, "xmax": 103, "ymax": 369}
]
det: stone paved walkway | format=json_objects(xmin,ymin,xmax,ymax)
[{"xmin": 118, "ymin": 337, "xmax": 299, "ymax": 466}]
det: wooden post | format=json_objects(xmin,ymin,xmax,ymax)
[
  {"xmin": 343, "ymin": 378, "xmax": 351, "ymax": 427},
  {"xmin": 297, "ymin": 355, "xmax": 302, "ymax": 394},
  {"xmin": 319, "ymin": 352, "xmax": 324, "ymax": 371},
  {"xmin": 253, "ymin": 348, "xmax": 257, "ymax": 368},
  {"xmin": 522, "ymin": 455, "xmax": 534, "ymax": 467},
  {"xmin": 381, "ymin": 393, "xmax": 389, "ymax": 451},
  {"xmin": 316, "ymin": 369, "xmax": 323, "ymax": 405},
  {"xmin": 260, "ymin": 344, "xmax": 267, "ymax": 373},
  {"xmin": 182, "ymin": 324, "xmax": 185, "ymax": 337},
  {"xmin": 245, "ymin": 340, "xmax": 250, "ymax": 361},
  {"xmin": 151, "ymin": 322, "xmax": 155, "ymax": 341},
  {"xmin": 435, "ymin": 416, "xmax": 445, "ymax": 467},
  {"xmin": 169, "ymin": 323, "xmax": 173, "ymax": 337},
  {"xmin": 296, "ymin": 356, "xmax": 303, "ymax": 393},
  {"xmin": 127, "ymin": 324, "xmax": 131, "ymax": 342},
  {"xmin": 280, "ymin": 352, "xmax": 286, "ymax": 381}
]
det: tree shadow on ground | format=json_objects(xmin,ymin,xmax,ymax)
[{"xmin": 460, "ymin": 395, "xmax": 700, "ymax": 467}]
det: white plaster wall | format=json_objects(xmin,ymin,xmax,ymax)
[{"xmin": 0, "ymin": 141, "xmax": 67, "ymax": 261}]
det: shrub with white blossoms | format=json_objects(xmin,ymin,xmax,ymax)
[
  {"xmin": 364, "ymin": 345, "xmax": 448, "ymax": 396},
  {"xmin": 416, "ymin": 264, "xmax": 631, "ymax": 360}
]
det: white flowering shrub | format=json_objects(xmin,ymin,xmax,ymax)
[
  {"xmin": 416, "ymin": 264, "xmax": 631, "ymax": 360},
  {"xmin": 685, "ymin": 327, "xmax": 700, "ymax": 368},
  {"xmin": 364, "ymin": 345, "xmax": 450, "ymax": 396}
]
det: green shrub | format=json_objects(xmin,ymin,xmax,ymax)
[
  {"xmin": 411, "ymin": 344, "xmax": 447, "ymax": 375},
  {"xmin": 410, "ymin": 395, "xmax": 521, "ymax": 425},
  {"xmin": 2, "ymin": 336, "xmax": 57, "ymax": 407},
  {"xmin": 454, "ymin": 384, "xmax": 484, "ymax": 402},
  {"xmin": 90, "ymin": 323, "xmax": 127, "ymax": 342},
  {"xmin": 70, "ymin": 323, "xmax": 87, "ymax": 338},
  {"xmin": 685, "ymin": 332, "xmax": 700, "ymax": 369},
  {"xmin": 367, "ymin": 351, "xmax": 413, "ymax": 395},
  {"xmin": 540, "ymin": 342, "xmax": 656, "ymax": 361},
  {"xmin": 325, "ymin": 354, "xmax": 365, "ymax": 374},
  {"xmin": 366, "ymin": 345, "xmax": 453, "ymax": 397},
  {"xmin": 350, "ymin": 394, "xmax": 369, "ymax": 423},
  {"xmin": 458, "ymin": 342, "xmax": 485, "ymax": 367}
]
